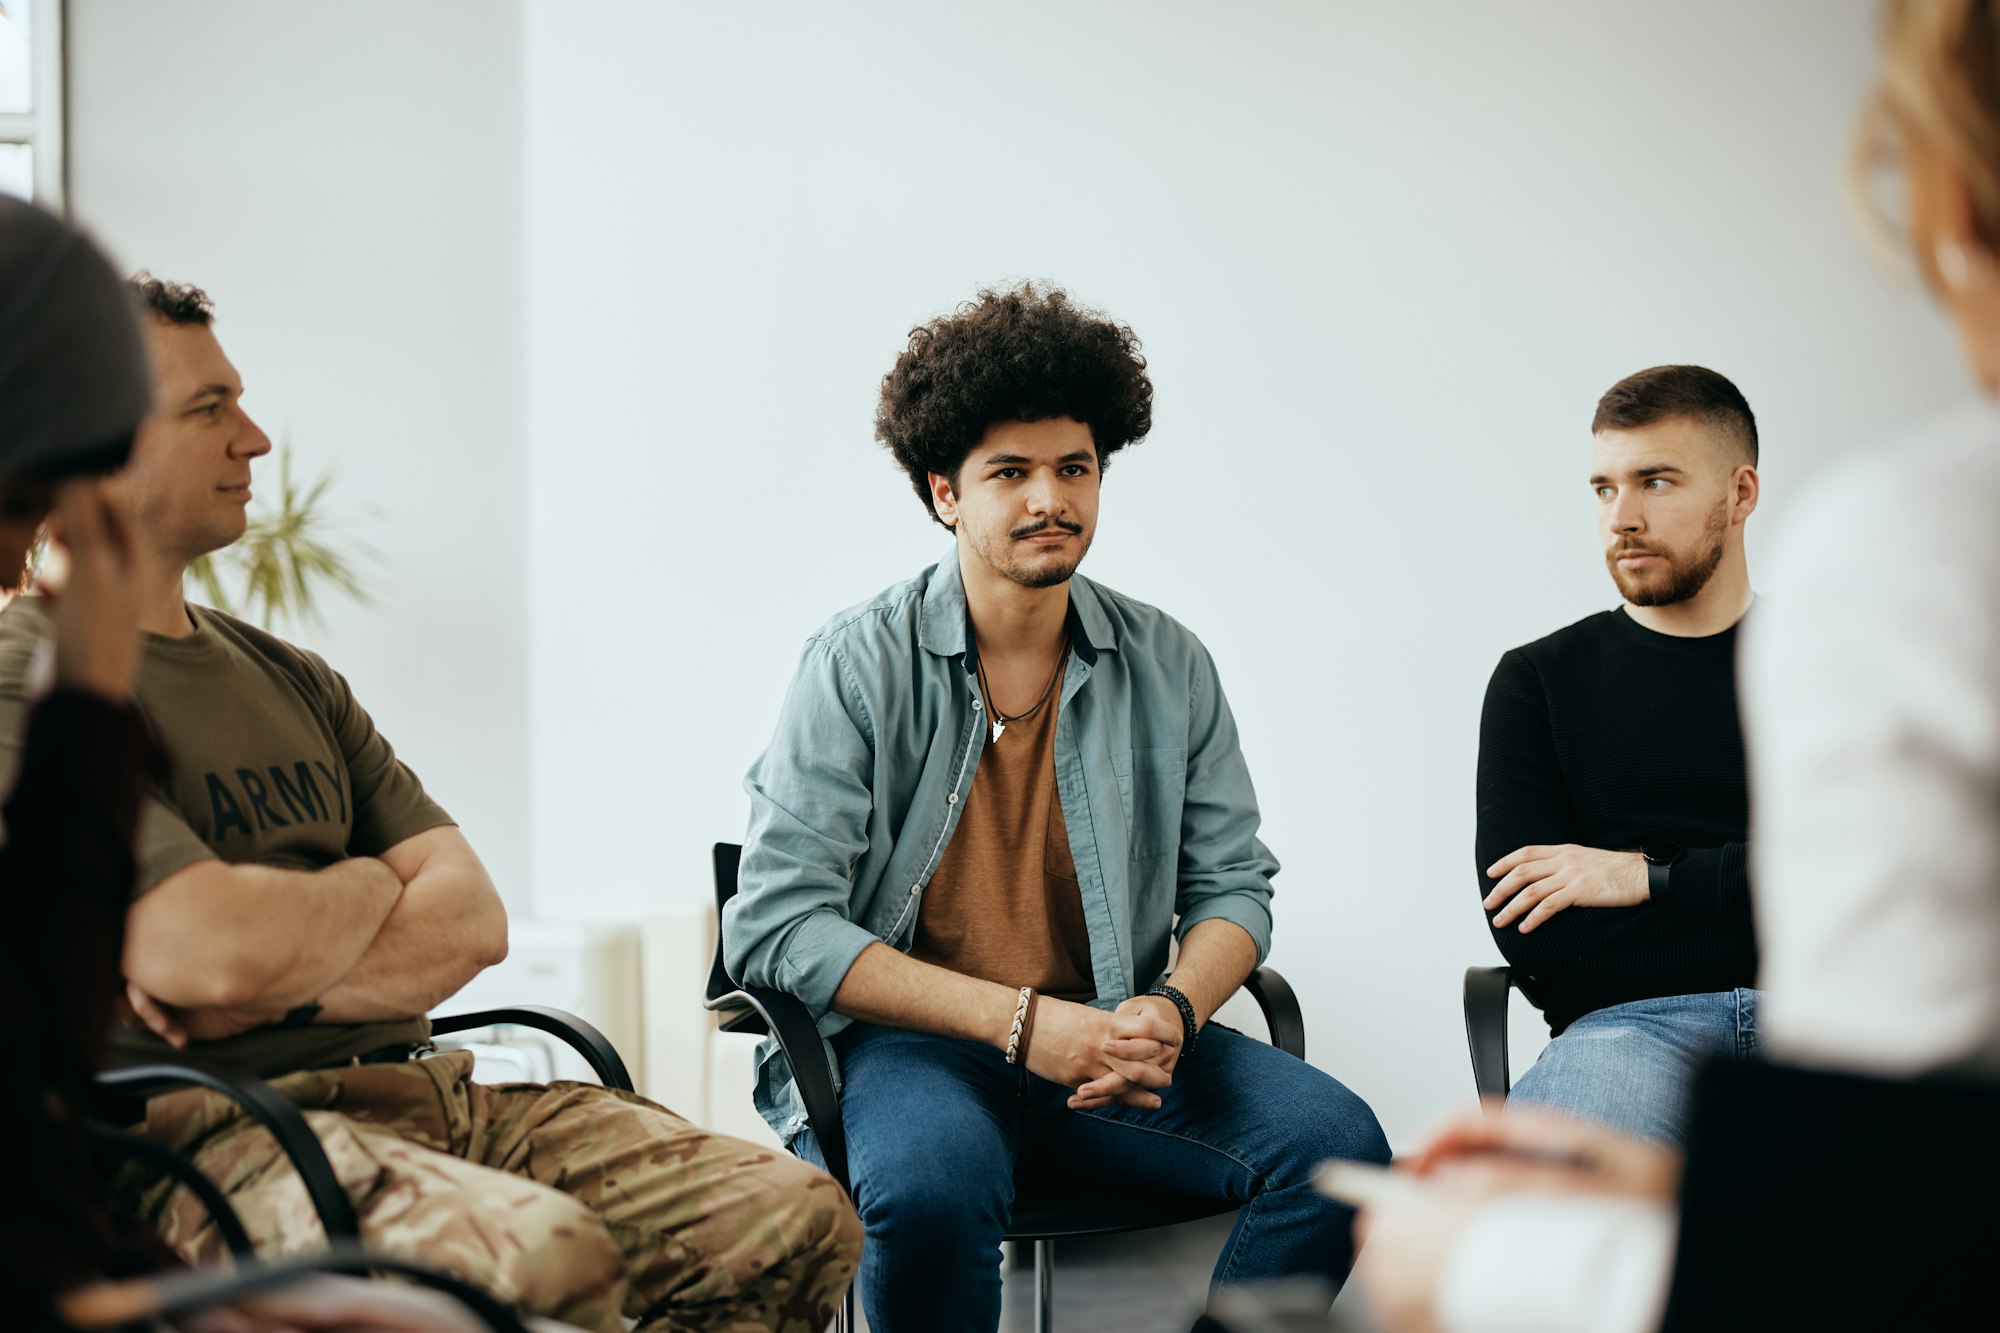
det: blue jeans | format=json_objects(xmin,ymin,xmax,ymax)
[
  {"xmin": 1508, "ymin": 989, "xmax": 1760, "ymax": 1145},
  {"xmin": 798, "ymin": 1020, "xmax": 1389, "ymax": 1333}
]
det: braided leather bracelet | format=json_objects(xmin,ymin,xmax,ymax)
[
  {"xmin": 1147, "ymin": 982, "xmax": 1200, "ymax": 1059},
  {"xmin": 1004, "ymin": 986, "xmax": 1035, "ymax": 1065}
]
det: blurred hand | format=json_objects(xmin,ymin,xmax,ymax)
[
  {"xmin": 1484, "ymin": 844, "xmax": 1649, "ymax": 931},
  {"xmin": 197, "ymin": 1274, "xmax": 538, "ymax": 1331},
  {"xmin": 1404, "ymin": 1101, "xmax": 1683, "ymax": 1198},
  {"xmin": 1352, "ymin": 1107, "xmax": 1681, "ymax": 1332},
  {"xmin": 82, "ymin": 1272, "xmax": 587, "ymax": 1332},
  {"xmin": 43, "ymin": 479, "xmax": 143, "ymax": 702},
  {"xmin": 1351, "ymin": 1174, "xmax": 1503, "ymax": 1333}
]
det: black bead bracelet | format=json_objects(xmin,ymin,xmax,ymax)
[{"xmin": 1146, "ymin": 982, "xmax": 1199, "ymax": 1059}]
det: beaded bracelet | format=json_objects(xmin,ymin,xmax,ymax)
[
  {"xmin": 1147, "ymin": 982, "xmax": 1200, "ymax": 1059},
  {"xmin": 1004, "ymin": 986, "xmax": 1035, "ymax": 1065}
]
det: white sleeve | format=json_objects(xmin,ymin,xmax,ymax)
[
  {"xmin": 1437, "ymin": 1195, "xmax": 1675, "ymax": 1333},
  {"xmin": 1743, "ymin": 440, "xmax": 2000, "ymax": 1076}
]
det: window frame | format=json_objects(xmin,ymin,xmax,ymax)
[{"xmin": 0, "ymin": 0, "xmax": 66, "ymax": 210}]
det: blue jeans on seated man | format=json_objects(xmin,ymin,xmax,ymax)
[
  {"xmin": 796, "ymin": 1019, "xmax": 1390, "ymax": 1333},
  {"xmin": 1507, "ymin": 988, "xmax": 1761, "ymax": 1145}
]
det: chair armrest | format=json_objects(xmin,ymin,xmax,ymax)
[
  {"xmin": 57, "ymin": 1239, "xmax": 532, "ymax": 1332},
  {"xmin": 432, "ymin": 1004, "xmax": 634, "ymax": 1092},
  {"xmin": 704, "ymin": 985, "xmax": 850, "ymax": 1194},
  {"xmin": 1240, "ymin": 966, "xmax": 1307, "ymax": 1060},
  {"xmin": 1462, "ymin": 965, "xmax": 1514, "ymax": 1099},
  {"xmin": 97, "ymin": 1063, "xmax": 359, "ymax": 1242},
  {"xmin": 88, "ymin": 1124, "xmax": 256, "ymax": 1259}
]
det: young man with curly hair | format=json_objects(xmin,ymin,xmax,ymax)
[{"xmin": 727, "ymin": 283, "xmax": 1389, "ymax": 1331}]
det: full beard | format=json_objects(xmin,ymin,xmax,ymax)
[{"xmin": 1607, "ymin": 503, "xmax": 1729, "ymax": 607}]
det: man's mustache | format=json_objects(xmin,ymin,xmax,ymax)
[{"xmin": 1011, "ymin": 518, "xmax": 1085, "ymax": 540}]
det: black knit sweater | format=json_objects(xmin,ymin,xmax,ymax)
[{"xmin": 1475, "ymin": 607, "xmax": 1756, "ymax": 1035}]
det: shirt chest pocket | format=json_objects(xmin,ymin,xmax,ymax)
[{"xmin": 1113, "ymin": 747, "xmax": 1187, "ymax": 861}]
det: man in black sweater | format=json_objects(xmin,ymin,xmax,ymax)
[{"xmin": 1474, "ymin": 364, "xmax": 1760, "ymax": 1144}]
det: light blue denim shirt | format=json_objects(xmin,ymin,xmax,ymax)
[{"xmin": 726, "ymin": 554, "xmax": 1278, "ymax": 1142}]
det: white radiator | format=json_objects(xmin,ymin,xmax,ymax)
[
  {"xmin": 434, "ymin": 921, "xmax": 645, "ymax": 1088},
  {"xmin": 431, "ymin": 912, "xmax": 782, "ymax": 1150}
]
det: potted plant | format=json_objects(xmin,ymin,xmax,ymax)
[{"xmin": 188, "ymin": 446, "xmax": 375, "ymax": 630}]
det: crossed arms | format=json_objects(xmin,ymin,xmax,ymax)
[
  {"xmin": 1474, "ymin": 650, "xmax": 1751, "ymax": 977},
  {"xmin": 121, "ymin": 825, "xmax": 507, "ymax": 1045}
]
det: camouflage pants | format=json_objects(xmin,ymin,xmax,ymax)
[{"xmin": 119, "ymin": 1050, "xmax": 859, "ymax": 1333}]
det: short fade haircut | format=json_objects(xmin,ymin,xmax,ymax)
[
  {"xmin": 1592, "ymin": 364, "xmax": 1758, "ymax": 466},
  {"xmin": 876, "ymin": 283, "xmax": 1153, "ymax": 528},
  {"xmin": 127, "ymin": 271, "xmax": 215, "ymax": 327}
]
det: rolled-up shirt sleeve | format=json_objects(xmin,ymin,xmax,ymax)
[{"xmin": 1172, "ymin": 645, "xmax": 1276, "ymax": 963}]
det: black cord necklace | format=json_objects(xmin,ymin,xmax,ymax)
[{"xmin": 977, "ymin": 635, "xmax": 1068, "ymax": 743}]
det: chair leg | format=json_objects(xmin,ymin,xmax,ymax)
[
  {"xmin": 1035, "ymin": 1238, "xmax": 1054, "ymax": 1333},
  {"xmin": 835, "ymin": 1283, "xmax": 853, "ymax": 1333}
]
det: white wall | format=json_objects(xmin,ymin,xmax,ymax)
[
  {"xmin": 67, "ymin": 1, "xmax": 531, "ymax": 902},
  {"xmin": 61, "ymin": 2, "xmax": 1976, "ymax": 1151},
  {"xmin": 521, "ymin": 0, "xmax": 1973, "ymax": 1145}
]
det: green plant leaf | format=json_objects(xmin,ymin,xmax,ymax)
[{"xmin": 185, "ymin": 443, "xmax": 380, "ymax": 631}]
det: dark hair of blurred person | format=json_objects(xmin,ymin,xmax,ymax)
[{"xmin": 0, "ymin": 195, "xmax": 157, "ymax": 1326}]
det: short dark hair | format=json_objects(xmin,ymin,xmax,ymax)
[
  {"xmin": 127, "ymin": 271, "xmax": 215, "ymax": 327},
  {"xmin": 1591, "ymin": 364, "xmax": 1758, "ymax": 465},
  {"xmin": 875, "ymin": 283, "xmax": 1153, "ymax": 527}
]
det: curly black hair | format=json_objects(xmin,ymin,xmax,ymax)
[
  {"xmin": 876, "ymin": 283, "xmax": 1153, "ymax": 527},
  {"xmin": 127, "ymin": 271, "xmax": 215, "ymax": 326}
]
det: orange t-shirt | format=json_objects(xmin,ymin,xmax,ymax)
[{"xmin": 909, "ymin": 670, "xmax": 1096, "ymax": 1002}]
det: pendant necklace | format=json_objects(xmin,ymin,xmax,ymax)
[{"xmin": 977, "ymin": 634, "xmax": 1068, "ymax": 743}]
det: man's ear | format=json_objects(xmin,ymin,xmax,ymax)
[
  {"xmin": 927, "ymin": 471, "xmax": 959, "ymax": 528},
  {"xmin": 1732, "ymin": 464, "xmax": 1761, "ymax": 522}
]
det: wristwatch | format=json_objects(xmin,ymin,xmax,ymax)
[{"xmin": 1641, "ymin": 841, "xmax": 1684, "ymax": 898}]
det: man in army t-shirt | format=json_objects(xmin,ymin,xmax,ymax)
[{"xmin": 0, "ymin": 276, "xmax": 859, "ymax": 1333}]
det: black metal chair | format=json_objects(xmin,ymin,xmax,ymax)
[
  {"xmin": 88, "ymin": 1123, "xmax": 258, "ymax": 1259},
  {"xmin": 96, "ymin": 1003, "xmax": 635, "ymax": 1249},
  {"xmin": 1462, "ymin": 965, "xmax": 1518, "ymax": 1099},
  {"xmin": 95, "ymin": 1060, "xmax": 365, "ymax": 1242},
  {"xmin": 58, "ymin": 1240, "xmax": 536, "ymax": 1331},
  {"xmin": 704, "ymin": 840, "xmax": 1310, "ymax": 1333},
  {"xmin": 430, "ymin": 1003, "xmax": 635, "ymax": 1091}
]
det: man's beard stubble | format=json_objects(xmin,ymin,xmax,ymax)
[
  {"xmin": 969, "ymin": 516, "xmax": 1090, "ymax": 589},
  {"xmin": 1607, "ymin": 499, "xmax": 1729, "ymax": 607}
]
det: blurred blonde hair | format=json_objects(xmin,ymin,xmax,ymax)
[{"xmin": 1854, "ymin": 0, "xmax": 2000, "ymax": 280}]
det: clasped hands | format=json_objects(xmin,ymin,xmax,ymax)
[{"xmin": 1024, "ymin": 993, "xmax": 1185, "ymax": 1111}]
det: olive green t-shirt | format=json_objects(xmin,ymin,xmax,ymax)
[{"xmin": 0, "ymin": 597, "xmax": 454, "ymax": 1077}]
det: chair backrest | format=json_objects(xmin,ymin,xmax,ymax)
[{"xmin": 706, "ymin": 842, "xmax": 743, "ymax": 1006}]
